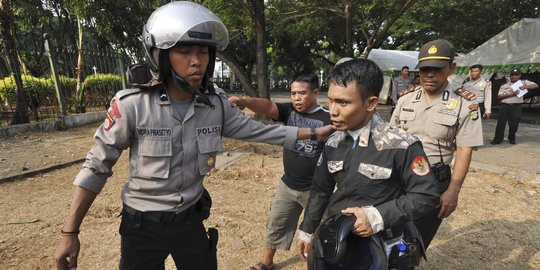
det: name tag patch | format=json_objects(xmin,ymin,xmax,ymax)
[{"xmin": 137, "ymin": 128, "xmax": 172, "ymax": 137}]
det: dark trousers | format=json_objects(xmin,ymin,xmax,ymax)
[
  {"xmin": 494, "ymin": 103, "xmax": 522, "ymax": 142},
  {"xmin": 479, "ymin": 102, "xmax": 486, "ymax": 116},
  {"xmin": 119, "ymin": 207, "xmax": 216, "ymax": 270}
]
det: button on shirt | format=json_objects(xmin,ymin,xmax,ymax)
[
  {"xmin": 390, "ymin": 83, "xmax": 484, "ymax": 165},
  {"xmin": 74, "ymin": 87, "xmax": 298, "ymax": 213}
]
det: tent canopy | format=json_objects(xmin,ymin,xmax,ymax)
[
  {"xmin": 455, "ymin": 18, "xmax": 540, "ymax": 75},
  {"xmin": 367, "ymin": 48, "xmax": 419, "ymax": 75}
]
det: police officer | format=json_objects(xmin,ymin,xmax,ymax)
[
  {"xmin": 462, "ymin": 64, "xmax": 492, "ymax": 118},
  {"xmin": 296, "ymin": 59, "xmax": 439, "ymax": 269},
  {"xmin": 391, "ymin": 66, "xmax": 411, "ymax": 114},
  {"xmin": 390, "ymin": 39, "xmax": 484, "ymax": 248},
  {"xmin": 490, "ymin": 68, "xmax": 538, "ymax": 145},
  {"xmin": 53, "ymin": 2, "xmax": 334, "ymax": 270}
]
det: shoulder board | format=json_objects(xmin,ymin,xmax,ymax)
[
  {"xmin": 115, "ymin": 88, "xmax": 143, "ymax": 100},
  {"xmin": 454, "ymin": 88, "xmax": 476, "ymax": 101},
  {"xmin": 399, "ymin": 86, "xmax": 419, "ymax": 97}
]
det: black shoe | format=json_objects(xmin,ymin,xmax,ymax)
[
  {"xmin": 509, "ymin": 140, "xmax": 516, "ymax": 144},
  {"xmin": 490, "ymin": 140, "xmax": 502, "ymax": 145}
]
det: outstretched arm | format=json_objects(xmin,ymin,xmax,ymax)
[{"xmin": 228, "ymin": 96, "xmax": 279, "ymax": 120}]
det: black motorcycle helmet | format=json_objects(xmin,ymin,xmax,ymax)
[{"xmin": 308, "ymin": 215, "xmax": 388, "ymax": 270}]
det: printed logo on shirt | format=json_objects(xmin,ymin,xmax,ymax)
[
  {"xmin": 137, "ymin": 128, "xmax": 172, "ymax": 137},
  {"xmin": 104, "ymin": 100, "xmax": 121, "ymax": 131},
  {"xmin": 197, "ymin": 125, "xmax": 221, "ymax": 136},
  {"xmin": 411, "ymin": 155, "xmax": 430, "ymax": 176}
]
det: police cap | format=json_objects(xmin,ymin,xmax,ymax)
[
  {"xmin": 510, "ymin": 68, "xmax": 521, "ymax": 75},
  {"xmin": 416, "ymin": 39, "xmax": 455, "ymax": 69}
]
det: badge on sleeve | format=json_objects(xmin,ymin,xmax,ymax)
[
  {"xmin": 104, "ymin": 100, "xmax": 122, "ymax": 131},
  {"xmin": 411, "ymin": 156, "xmax": 430, "ymax": 176}
]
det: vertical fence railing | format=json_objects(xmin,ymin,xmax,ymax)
[{"xmin": 0, "ymin": 35, "xmax": 132, "ymax": 127}]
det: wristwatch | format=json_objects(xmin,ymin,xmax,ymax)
[{"xmin": 310, "ymin": 127, "xmax": 317, "ymax": 141}]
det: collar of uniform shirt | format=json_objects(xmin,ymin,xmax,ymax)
[{"xmin": 347, "ymin": 120, "xmax": 371, "ymax": 148}]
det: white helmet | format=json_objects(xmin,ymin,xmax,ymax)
[{"xmin": 142, "ymin": 1, "xmax": 229, "ymax": 88}]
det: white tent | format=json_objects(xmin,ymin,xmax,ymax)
[
  {"xmin": 367, "ymin": 49, "xmax": 419, "ymax": 104},
  {"xmin": 450, "ymin": 18, "xmax": 540, "ymax": 89}
]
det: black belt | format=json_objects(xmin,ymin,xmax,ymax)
[{"xmin": 123, "ymin": 204, "xmax": 195, "ymax": 224}]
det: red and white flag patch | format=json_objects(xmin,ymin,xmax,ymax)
[{"xmin": 104, "ymin": 100, "xmax": 121, "ymax": 131}]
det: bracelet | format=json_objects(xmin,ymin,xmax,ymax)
[
  {"xmin": 310, "ymin": 127, "xmax": 317, "ymax": 141},
  {"xmin": 61, "ymin": 229, "xmax": 80, "ymax": 236}
]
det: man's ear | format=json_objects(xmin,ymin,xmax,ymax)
[
  {"xmin": 312, "ymin": 88, "xmax": 320, "ymax": 97},
  {"xmin": 366, "ymin": 96, "xmax": 379, "ymax": 112}
]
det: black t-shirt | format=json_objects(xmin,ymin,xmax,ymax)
[{"xmin": 275, "ymin": 103, "xmax": 332, "ymax": 191}]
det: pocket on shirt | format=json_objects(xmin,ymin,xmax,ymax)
[
  {"xmin": 358, "ymin": 163, "xmax": 392, "ymax": 180},
  {"xmin": 136, "ymin": 139, "xmax": 172, "ymax": 179},
  {"xmin": 197, "ymin": 135, "xmax": 223, "ymax": 175},
  {"xmin": 399, "ymin": 110, "xmax": 416, "ymax": 121},
  {"xmin": 433, "ymin": 113, "xmax": 457, "ymax": 126}
]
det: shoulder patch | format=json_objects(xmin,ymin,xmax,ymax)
[
  {"xmin": 399, "ymin": 86, "xmax": 420, "ymax": 98},
  {"xmin": 371, "ymin": 120, "xmax": 418, "ymax": 150},
  {"xmin": 454, "ymin": 88, "xmax": 476, "ymax": 101},
  {"xmin": 115, "ymin": 88, "xmax": 143, "ymax": 100},
  {"xmin": 326, "ymin": 131, "xmax": 347, "ymax": 148}
]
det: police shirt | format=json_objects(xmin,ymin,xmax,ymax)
[
  {"xmin": 299, "ymin": 112, "xmax": 439, "ymax": 234},
  {"xmin": 463, "ymin": 76, "xmax": 492, "ymax": 111},
  {"xmin": 391, "ymin": 76, "xmax": 411, "ymax": 103},
  {"xmin": 74, "ymin": 87, "xmax": 298, "ymax": 213},
  {"xmin": 390, "ymin": 83, "xmax": 484, "ymax": 165},
  {"xmin": 498, "ymin": 79, "xmax": 536, "ymax": 104},
  {"xmin": 275, "ymin": 103, "xmax": 331, "ymax": 191}
]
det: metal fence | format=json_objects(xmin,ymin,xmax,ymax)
[{"xmin": 0, "ymin": 37, "xmax": 131, "ymax": 127}]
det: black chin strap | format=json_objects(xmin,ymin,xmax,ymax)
[{"xmin": 171, "ymin": 68, "xmax": 215, "ymax": 109}]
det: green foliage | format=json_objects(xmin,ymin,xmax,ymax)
[
  {"xmin": 83, "ymin": 73, "xmax": 122, "ymax": 97},
  {"xmin": 0, "ymin": 74, "xmax": 76, "ymax": 109}
]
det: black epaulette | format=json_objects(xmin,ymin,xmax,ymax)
[
  {"xmin": 115, "ymin": 88, "xmax": 143, "ymax": 100},
  {"xmin": 399, "ymin": 86, "xmax": 420, "ymax": 97},
  {"xmin": 454, "ymin": 87, "xmax": 476, "ymax": 101}
]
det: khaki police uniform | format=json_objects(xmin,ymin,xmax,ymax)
[
  {"xmin": 463, "ymin": 76, "xmax": 492, "ymax": 115},
  {"xmin": 74, "ymin": 87, "xmax": 298, "ymax": 213},
  {"xmin": 493, "ymin": 79, "xmax": 537, "ymax": 143},
  {"xmin": 391, "ymin": 84, "xmax": 484, "ymax": 167}
]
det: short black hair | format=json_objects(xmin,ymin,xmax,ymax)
[
  {"xmin": 328, "ymin": 59, "xmax": 383, "ymax": 100},
  {"xmin": 401, "ymin": 66, "xmax": 410, "ymax": 70},
  {"xmin": 291, "ymin": 72, "xmax": 319, "ymax": 91},
  {"xmin": 470, "ymin": 64, "xmax": 483, "ymax": 70}
]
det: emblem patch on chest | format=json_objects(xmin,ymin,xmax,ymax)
[{"xmin": 327, "ymin": 161, "xmax": 344, "ymax": 173}]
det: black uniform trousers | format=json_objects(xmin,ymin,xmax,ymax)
[
  {"xmin": 494, "ymin": 103, "xmax": 522, "ymax": 142},
  {"xmin": 119, "ymin": 204, "xmax": 216, "ymax": 270},
  {"xmin": 479, "ymin": 102, "xmax": 486, "ymax": 116}
]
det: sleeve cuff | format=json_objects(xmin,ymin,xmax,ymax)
[
  {"xmin": 363, "ymin": 206, "xmax": 384, "ymax": 234},
  {"xmin": 73, "ymin": 168, "xmax": 108, "ymax": 193},
  {"xmin": 296, "ymin": 229, "xmax": 312, "ymax": 243}
]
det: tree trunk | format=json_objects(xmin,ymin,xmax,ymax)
[
  {"xmin": 216, "ymin": 51, "xmax": 257, "ymax": 97},
  {"xmin": 252, "ymin": 0, "xmax": 270, "ymax": 99},
  {"xmin": 75, "ymin": 16, "xmax": 85, "ymax": 113},
  {"xmin": 344, "ymin": 0, "xmax": 354, "ymax": 57},
  {"xmin": 0, "ymin": 0, "xmax": 29, "ymax": 124}
]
